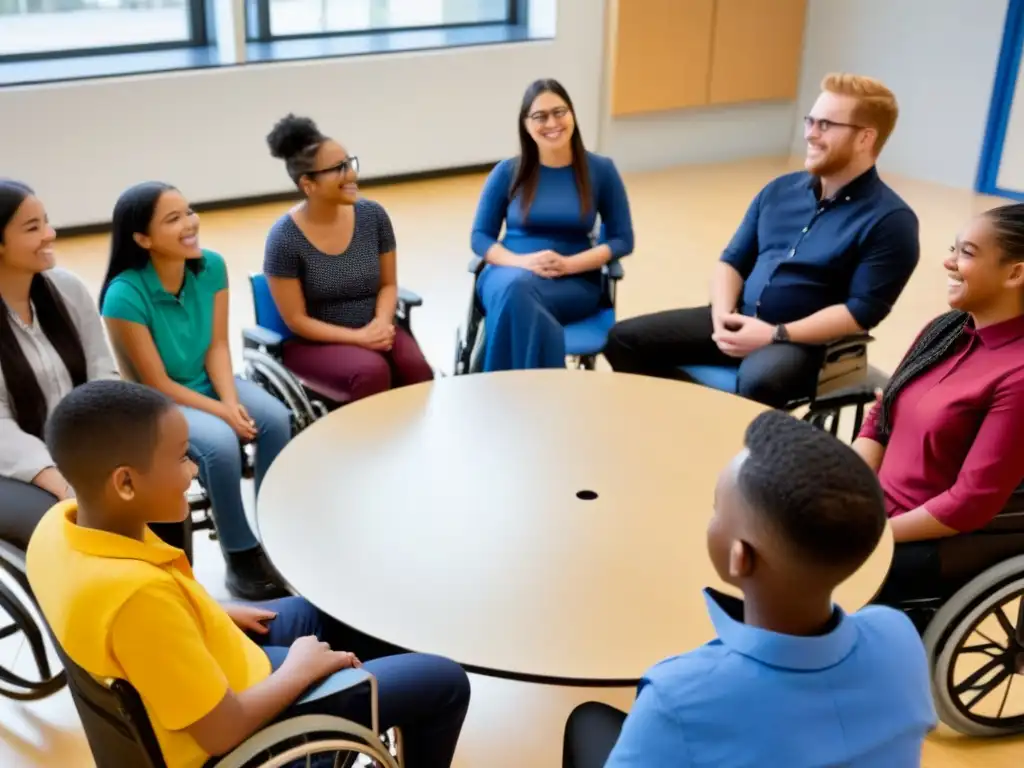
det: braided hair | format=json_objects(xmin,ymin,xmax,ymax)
[{"xmin": 877, "ymin": 202, "xmax": 1024, "ymax": 441}]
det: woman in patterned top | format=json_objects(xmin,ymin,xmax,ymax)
[{"xmin": 263, "ymin": 114, "xmax": 433, "ymax": 404}]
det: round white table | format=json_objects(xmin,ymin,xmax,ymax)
[{"xmin": 258, "ymin": 370, "xmax": 894, "ymax": 685}]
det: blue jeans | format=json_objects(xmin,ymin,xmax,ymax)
[
  {"xmin": 477, "ymin": 265, "xmax": 603, "ymax": 371},
  {"xmin": 253, "ymin": 597, "xmax": 470, "ymax": 768},
  {"xmin": 181, "ymin": 377, "xmax": 291, "ymax": 553}
]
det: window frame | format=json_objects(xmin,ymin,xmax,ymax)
[
  {"xmin": 0, "ymin": 0, "xmax": 210, "ymax": 63},
  {"xmin": 245, "ymin": 0, "xmax": 521, "ymax": 44}
]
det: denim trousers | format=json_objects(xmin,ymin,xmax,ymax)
[{"xmin": 180, "ymin": 377, "xmax": 292, "ymax": 553}]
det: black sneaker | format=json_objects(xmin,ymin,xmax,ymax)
[{"xmin": 225, "ymin": 546, "xmax": 289, "ymax": 601}]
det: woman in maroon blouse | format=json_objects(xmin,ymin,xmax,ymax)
[{"xmin": 855, "ymin": 202, "xmax": 1024, "ymax": 547}]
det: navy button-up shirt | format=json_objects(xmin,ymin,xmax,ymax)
[{"xmin": 720, "ymin": 167, "xmax": 919, "ymax": 329}]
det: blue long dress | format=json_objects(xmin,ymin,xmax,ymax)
[{"xmin": 470, "ymin": 151, "xmax": 634, "ymax": 371}]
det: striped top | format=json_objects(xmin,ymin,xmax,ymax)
[{"xmin": 0, "ymin": 269, "xmax": 118, "ymax": 483}]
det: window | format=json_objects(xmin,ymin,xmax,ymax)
[
  {"xmin": 0, "ymin": 0, "xmax": 204, "ymax": 59},
  {"xmin": 252, "ymin": 0, "xmax": 515, "ymax": 41}
]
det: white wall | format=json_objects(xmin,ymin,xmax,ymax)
[
  {"xmin": 794, "ymin": 0, "xmax": 1007, "ymax": 190},
  {"xmin": 0, "ymin": 0, "xmax": 810, "ymax": 228},
  {"xmin": 0, "ymin": 1, "xmax": 600, "ymax": 228},
  {"xmin": 602, "ymin": 102, "xmax": 796, "ymax": 174}
]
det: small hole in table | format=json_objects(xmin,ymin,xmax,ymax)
[{"xmin": 576, "ymin": 490, "xmax": 599, "ymax": 501}]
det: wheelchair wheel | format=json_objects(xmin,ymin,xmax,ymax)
[
  {"xmin": 0, "ymin": 545, "xmax": 66, "ymax": 701},
  {"xmin": 243, "ymin": 348, "xmax": 320, "ymax": 432},
  {"xmin": 923, "ymin": 554, "xmax": 1024, "ymax": 736}
]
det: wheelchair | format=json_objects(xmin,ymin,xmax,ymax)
[
  {"xmin": 0, "ymin": 540, "xmax": 65, "ymax": 701},
  {"xmin": 680, "ymin": 334, "xmax": 888, "ymax": 442},
  {"xmin": 0, "ymin": 542, "xmax": 402, "ymax": 767},
  {"xmin": 241, "ymin": 273, "xmax": 425, "ymax": 425},
  {"xmin": 875, "ymin": 500, "xmax": 1024, "ymax": 738},
  {"xmin": 187, "ymin": 274, "xmax": 424, "ymax": 544},
  {"xmin": 453, "ymin": 255, "xmax": 624, "ymax": 374}
]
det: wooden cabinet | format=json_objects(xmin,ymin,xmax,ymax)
[
  {"xmin": 709, "ymin": 0, "xmax": 807, "ymax": 105},
  {"xmin": 609, "ymin": 0, "xmax": 808, "ymax": 117},
  {"xmin": 610, "ymin": 0, "xmax": 715, "ymax": 117}
]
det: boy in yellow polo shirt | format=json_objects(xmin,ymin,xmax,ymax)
[{"xmin": 27, "ymin": 380, "xmax": 469, "ymax": 768}]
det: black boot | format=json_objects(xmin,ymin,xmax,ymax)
[{"xmin": 225, "ymin": 546, "xmax": 289, "ymax": 601}]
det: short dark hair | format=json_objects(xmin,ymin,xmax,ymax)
[
  {"xmin": 45, "ymin": 381, "xmax": 174, "ymax": 494},
  {"xmin": 737, "ymin": 410, "xmax": 886, "ymax": 570}
]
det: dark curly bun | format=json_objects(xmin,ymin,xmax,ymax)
[{"xmin": 266, "ymin": 114, "xmax": 323, "ymax": 160}]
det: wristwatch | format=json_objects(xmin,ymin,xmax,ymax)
[{"xmin": 771, "ymin": 324, "xmax": 790, "ymax": 343}]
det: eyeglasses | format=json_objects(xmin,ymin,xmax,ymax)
[
  {"xmin": 527, "ymin": 106, "xmax": 571, "ymax": 125},
  {"xmin": 803, "ymin": 116, "xmax": 863, "ymax": 133},
  {"xmin": 308, "ymin": 156, "xmax": 359, "ymax": 177}
]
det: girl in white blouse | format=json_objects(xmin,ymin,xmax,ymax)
[{"xmin": 0, "ymin": 180, "xmax": 118, "ymax": 550}]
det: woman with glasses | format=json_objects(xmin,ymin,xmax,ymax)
[
  {"xmin": 470, "ymin": 78, "xmax": 634, "ymax": 371},
  {"xmin": 263, "ymin": 114, "xmax": 432, "ymax": 404}
]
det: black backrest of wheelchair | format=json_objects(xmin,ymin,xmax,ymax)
[{"xmin": 51, "ymin": 640, "xmax": 166, "ymax": 768}]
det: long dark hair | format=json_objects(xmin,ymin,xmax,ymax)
[
  {"xmin": 510, "ymin": 78, "xmax": 592, "ymax": 221},
  {"xmin": 0, "ymin": 180, "xmax": 87, "ymax": 439},
  {"xmin": 98, "ymin": 181, "xmax": 199, "ymax": 309},
  {"xmin": 878, "ymin": 203, "xmax": 1024, "ymax": 440}
]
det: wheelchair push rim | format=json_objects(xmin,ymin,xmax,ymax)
[{"xmin": 925, "ymin": 560, "xmax": 1024, "ymax": 736}]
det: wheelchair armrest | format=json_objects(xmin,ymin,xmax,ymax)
[
  {"xmin": 603, "ymin": 260, "xmax": 625, "ymax": 281},
  {"xmin": 823, "ymin": 333, "xmax": 873, "ymax": 362},
  {"xmin": 242, "ymin": 326, "xmax": 284, "ymax": 357},
  {"xmin": 397, "ymin": 286, "xmax": 423, "ymax": 309},
  {"xmin": 467, "ymin": 255, "xmax": 486, "ymax": 275}
]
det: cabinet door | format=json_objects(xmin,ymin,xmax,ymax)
[
  {"xmin": 610, "ymin": 0, "xmax": 715, "ymax": 116},
  {"xmin": 709, "ymin": 0, "xmax": 807, "ymax": 105}
]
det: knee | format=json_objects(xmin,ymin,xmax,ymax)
[
  {"xmin": 491, "ymin": 270, "xmax": 541, "ymax": 311},
  {"xmin": 602, "ymin": 321, "xmax": 638, "ymax": 367},
  {"xmin": 350, "ymin": 356, "xmax": 392, "ymax": 399},
  {"xmin": 189, "ymin": 421, "xmax": 242, "ymax": 473},
  {"xmin": 261, "ymin": 398, "xmax": 292, "ymax": 440},
  {"xmin": 735, "ymin": 372, "xmax": 792, "ymax": 409},
  {"xmin": 424, "ymin": 655, "xmax": 471, "ymax": 711}
]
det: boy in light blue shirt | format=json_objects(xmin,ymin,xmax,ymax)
[{"xmin": 564, "ymin": 410, "xmax": 936, "ymax": 768}]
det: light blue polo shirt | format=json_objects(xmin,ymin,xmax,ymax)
[
  {"xmin": 606, "ymin": 589, "xmax": 936, "ymax": 767},
  {"xmin": 101, "ymin": 249, "xmax": 227, "ymax": 396}
]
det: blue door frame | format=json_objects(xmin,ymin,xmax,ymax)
[{"xmin": 978, "ymin": 0, "xmax": 1024, "ymax": 199}]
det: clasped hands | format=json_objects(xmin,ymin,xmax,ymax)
[
  {"xmin": 711, "ymin": 312, "xmax": 775, "ymax": 358},
  {"xmin": 355, "ymin": 316, "xmax": 396, "ymax": 352},
  {"xmin": 522, "ymin": 249, "xmax": 571, "ymax": 279}
]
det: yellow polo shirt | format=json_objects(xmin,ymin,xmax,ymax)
[{"xmin": 26, "ymin": 502, "xmax": 272, "ymax": 768}]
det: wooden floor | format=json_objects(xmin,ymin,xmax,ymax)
[{"xmin": 1, "ymin": 158, "xmax": 1021, "ymax": 766}]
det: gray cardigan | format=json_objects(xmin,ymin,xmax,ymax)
[{"xmin": 0, "ymin": 268, "xmax": 118, "ymax": 483}]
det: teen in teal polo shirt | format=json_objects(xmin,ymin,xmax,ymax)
[
  {"xmin": 564, "ymin": 411, "xmax": 936, "ymax": 768},
  {"xmin": 100, "ymin": 181, "xmax": 292, "ymax": 601}
]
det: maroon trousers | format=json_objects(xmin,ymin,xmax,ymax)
[{"xmin": 283, "ymin": 328, "xmax": 433, "ymax": 404}]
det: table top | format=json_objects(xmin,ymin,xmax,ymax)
[{"xmin": 258, "ymin": 370, "xmax": 894, "ymax": 684}]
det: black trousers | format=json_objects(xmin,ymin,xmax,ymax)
[
  {"xmin": 562, "ymin": 701, "xmax": 627, "ymax": 768},
  {"xmin": 874, "ymin": 541, "xmax": 942, "ymax": 606},
  {"xmin": 0, "ymin": 476, "xmax": 57, "ymax": 552},
  {"xmin": 603, "ymin": 306, "xmax": 824, "ymax": 409}
]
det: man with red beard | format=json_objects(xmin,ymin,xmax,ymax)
[{"xmin": 603, "ymin": 73, "xmax": 918, "ymax": 408}]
